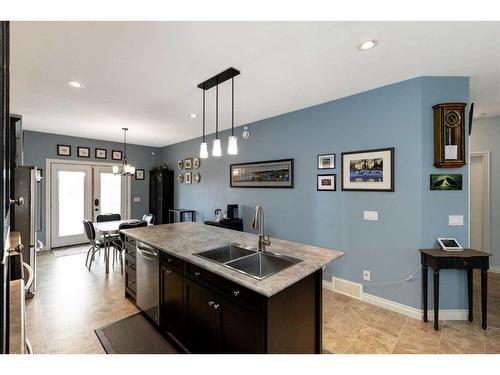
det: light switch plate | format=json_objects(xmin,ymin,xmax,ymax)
[
  {"xmin": 133, "ymin": 197, "xmax": 141, "ymax": 202},
  {"xmin": 363, "ymin": 211, "xmax": 378, "ymax": 221},
  {"xmin": 448, "ymin": 215, "xmax": 464, "ymax": 226}
]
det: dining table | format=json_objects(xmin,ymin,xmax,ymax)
[{"xmin": 93, "ymin": 219, "xmax": 141, "ymax": 274}]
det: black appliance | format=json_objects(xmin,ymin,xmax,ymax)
[
  {"xmin": 149, "ymin": 169, "xmax": 174, "ymax": 224},
  {"xmin": 226, "ymin": 204, "xmax": 238, "ymax": 220}
]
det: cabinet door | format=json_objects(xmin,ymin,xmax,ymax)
[
  {"xmin": 217, "ymin": 296, "xmax": 264, "ymax": 353},
  {"xmin": 184, "ymin": 279, "xmax": 217, "ymax": 353},
  {"xmin": 161, "ymin": 266, "xmax": 184, "ymax": 341}
]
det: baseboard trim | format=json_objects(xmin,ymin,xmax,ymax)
[{"xmin": 324, "ymin": 277, "xmax": 467, "ymax": 320}]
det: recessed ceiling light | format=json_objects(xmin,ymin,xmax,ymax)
[
  {"xmin": 67, "ymin": 81, "xmax": 85, "ymax": 88},
  {"xmin": 359, "ymin": 39, "xmax": 377, "ymax": 51},
  {"xmin": 190, "ymin": 113, "xmax": 197, "ymax": 118}
]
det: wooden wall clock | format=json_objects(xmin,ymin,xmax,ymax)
[{"xmin": 433, "ymin": 102, "xmax": 467, "ymax": 168}]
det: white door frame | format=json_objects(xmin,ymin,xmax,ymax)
[
  {"xmin": 469, "ymin": 151, "xmax": 490, "ymax": 253},
  {"xmin": 45, "ymin": 158, "xmax": 132, "ymax": 250}
]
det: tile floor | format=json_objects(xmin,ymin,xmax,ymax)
[{"xmin": 26, "ymin": 249, "xmax": 500, "ymax": 354}]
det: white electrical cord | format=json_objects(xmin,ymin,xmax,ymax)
[{"xmin": 363, "ymin": 266, "xmax": 422, "ymax": 287}]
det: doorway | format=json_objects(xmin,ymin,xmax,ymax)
[
  {"xmin": 470, "ymin": 152, "xmax": 490, "ymax": 252},
  {"xmin": 47, "ymin": 160, "xmax": 130, "ymax": 249}
]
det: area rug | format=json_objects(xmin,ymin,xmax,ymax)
[
  {"xmin": 95, "ymin": 313, "xmax": 180, "ymax": 354},
  {"xmin": 52, "ymin": 245, "xmax": 89, "ymax": 257}
]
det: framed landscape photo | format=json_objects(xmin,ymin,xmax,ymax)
[
  {"xmin": 430, "ymin": 174, "xmax": 462, "ymax": 191},
  {"xmin": 57, "ymin": 144, "xmax": 71, "ymax": 156},
  {"xmin": 77, "ymin": 146, "xmax": 90, "ymax": 158},
  {"xmin": 95, "ymin": 148, "xmax": 107, "ymax": 159},
  {"xmin": 317, "ymin": 174, "xmax": 336, "ymax": 191},
  {"xmin": 111, "ymin": 150, "xmax": 123, "ymax": 160},
  {"xmin": 318, "ymin": 153, "xmax": 335, "ymax": 169},
  {"xmin": 230, "ymin": 159, "xmax": 294, "ymax": 188},
  {"xmin": 341, "ymin": 147, "xmax": 394, "ymax": 192},
  {"xmin": 135, "ymin": 169, "xmax": 145, "ymax": 180}
]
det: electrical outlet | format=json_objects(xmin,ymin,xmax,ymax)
[
  {"xmin": 448, "ymin": 215, "xmax": 463, "ymax": 226},
  {"xmin": 133, "ymin": 197, "xmax": 141, "ymax": 202},
  {"xmin": 363, "ymin": 270, "xmax": 371, "ymax": 281},
  {"xmin": 363, "ymin": 211, "xmax": 378, "ymax": 221}
]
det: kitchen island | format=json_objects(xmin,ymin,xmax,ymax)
[{"xmin": 121, "ymin": 222, "xmax": 343, "ymax": 354}]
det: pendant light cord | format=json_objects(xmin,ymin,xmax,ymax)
[
  {"xmin": 202, "ymin": 89, "xmax": 206, "ymax": 142},
  {"xmin": 231, "ymin": 77, "xmax": 234, "ymax": 136},
  {"xmin": 215, "ymin": 84, "xmax": 219, "ymax": 139}
]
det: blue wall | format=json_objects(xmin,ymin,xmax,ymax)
[
  {"xmin": 161, "ymin": 76, "xmax": 470, "ymax": 309},
  {"xmin": 23, "ymin": 130, "xmax": 162, "ymax": 244},
  {"xmin": 471, "ymin": 115, "xmax": 500, "ymax": 267}
]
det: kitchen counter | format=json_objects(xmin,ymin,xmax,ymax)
[{"xmin": 121, "ymin": 222, "xmax": 343, "ymax": 297}]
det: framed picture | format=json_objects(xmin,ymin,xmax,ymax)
[
  {"xmin": 57, "ymin": 144, "xmax": 71, "ymax": 156},
  {"xmin": 430, "ymin": 174, "xmax": 462, "ymax": 191},
  {"xmin": 185, "ymin": 171, "xmax": 192, "ymax": 184},
  {"xmin": 35, "ymin": 168, "xmax": 43, "ymax": 181},
  {"xmin": 193, "ymin": 172, "xmax": 201, "ymax": 183},
  {"xmin": 341, "ymin": 147, "xmax": 394, "ymax": 192},
  {"xmin": 318, "ymin": 153, "xmax": 335, "ymax": 169},
  {"xmin": 230, "ymin": 159, "xmax": 294, "ymax": 188},
  {"xmin": 193, "ymin": 158, "xmax": 201, "ymax": 169},
  {"xmin": 177, "ymin": 174, "xmax": 184, "ymax": 183},
  {"xmin": 185, "ymin": 157, "xmax": 193, "ymax": 170},
  {"xmin": 77, "ymin": 146, "xmax": 90, "ymax": 158},
  {"xmin": 135, "ymin": 169, "xmax": 145, "ymax": 180},
  {"xmin": 177, "ymin": 160, "xmax": 184, "ymax": 170},
  {"xmin": 317, "ymin": 174, "xmax": 336, "ymax": 191},
  {"xmin": 95, "ymin": 148, "xmax": 107, "ymax": 159},
  {"xmin": 112, "ymin": 150, "xmax": 123, "ymax": 160}
]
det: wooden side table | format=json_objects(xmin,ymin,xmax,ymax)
[{"xmin": 419, "ymin": 249, "xmax": 490, "ymax": 330}]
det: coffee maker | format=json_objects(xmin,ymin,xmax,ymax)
[{"xmin": 226, "ymin": 204, "xmax": 238, "ymax": 219}]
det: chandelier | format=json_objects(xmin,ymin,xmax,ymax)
[{"xmin": 113, "ymin": 128, "xmax": 135, "ymax": 176}]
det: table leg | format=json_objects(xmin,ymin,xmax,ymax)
[
  {"xmin": 481, "ymin": 269, "xmax": 488, "ymax": 329},
  {"xmin": 180, "ymin": 212, "xmax": 185, "ymax": 222},
  {"xmin": 467, "ymin": 269, "xmax": 473, "ymax": 322},
  {"xmin": 433, "ymin": 270, "xmax": 439, "ymax": 331},
  {"xmin": 422, "ymin": 264, "xmax": 428, "ymax": 322},
  {"xmin": 105, "ymin": 234, "xmax": 110, "ymax": 274}
]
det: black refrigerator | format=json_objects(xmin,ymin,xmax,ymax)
[
  {"xmin": 149, "ymin": 169, "xmax": 174, "ymax": 224},
  {"xmin": 0, "ymin": 21, "xmax": 10, "ymax": 354}
]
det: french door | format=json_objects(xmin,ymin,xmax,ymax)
[
  {"xmin": 50, "ymin": 162, "xmax": 129, "ymax": 249},
  {"xmin": 50, "ymin": 164, "xmax": 93, "ymax": 248}
]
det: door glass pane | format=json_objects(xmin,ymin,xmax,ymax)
[
  {"xmin": 100, "ymin": 172, "xmax": 122, "ymax": 216},
  {"xmin": 58, "ymin": 171, "xmax": 86, "ymax": 237}
]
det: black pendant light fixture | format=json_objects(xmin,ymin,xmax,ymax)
[
  {"xmin": 197, "ymin": 67, "xmax": 240, "ymax": 158},
  {"xmin": 113, "ymin": 128, "xmax": 135, "ymax": 176}
]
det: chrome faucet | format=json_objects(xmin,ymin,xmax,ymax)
[{"xmin": 251, "ymin": 205, "xmax": 271, "ymax": 252}]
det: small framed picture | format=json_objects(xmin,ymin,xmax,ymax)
[
  {"xmin": 185, "ymin": 171, "xmax": 192, "ymax": 184},
  {"xmin": 177, "ymin": 160, "xmax": 184, "ymax": 170},
  {"xmin": 77, "ymin": 146, "xmax": 90, "ymax": 158},
  {"xmin": 95, "ymin": 148, "xmax": 107, "ymax": 159},
  {"xmin": 193, "ymin": 158, "xmax": 201, "ymax": 169},
  {"xmin": 135, "ymin": 169, "xmax": 145, "ymax": 180},
  {"xmin": 317, "ymin": 174, "xmax": 336, "ymax": 191},
  {"xmin": 57, "ymin": 144, "xmax": 71, "ymax": 156},
  {"xmin": 185, "ymin": 158, "xmax": 193, "ymax": 170},
  {"xmin": 430, "ymin": 174, "xmax": 462, "ymax": 191},
  {"xmin": 318, "ymin": 153, "xmax": 335, "ymax": 169},
  {"xmin": 112, "ymin": 150, "xmax": 123, "ymax": 160}
]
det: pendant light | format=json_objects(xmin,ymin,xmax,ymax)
[
  {"xmin": 212, "ymin": 84, "xmax": 222, "ymax": 157},
  {"xmin": 199, "ymin": 89, "xmax": 208, "ymax": 158},
  {"xmin": 113, "ymin": 128, "xmax": 135, "ymax": 176},
  {"xmin": 227, "ymin": 77, "xmax": 238, "ymax": 155}
]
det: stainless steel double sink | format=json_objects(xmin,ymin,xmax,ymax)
[{"xmin": 194, "ymin": 244, "xmax": 302, "ymax": 280}]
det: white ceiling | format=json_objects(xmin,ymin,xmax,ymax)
[{"xmin": 10, "ymin": 21, "xmax": 500, "ymax": 147}]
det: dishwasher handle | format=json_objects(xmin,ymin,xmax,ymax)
[{"xmin": 136, "ymin": 244, "xmax": 157, "ymax": 260}]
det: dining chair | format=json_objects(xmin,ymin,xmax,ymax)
[
  {"xmin": 142, "ymin": 213, "xmax": 154, "ymax": 225},
  {"xmin": 83, "ymin": 219, "xmax": 101, "ymax": 271},
  {"xmin": 96, "ymin": 213, "xmax": 121, "ymax": 222},
  {"xmin": 111, "ymin": 220, "xmax": 148, "ymax": 273}
]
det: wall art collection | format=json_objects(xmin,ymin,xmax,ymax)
[{"xmin": 177, "ymin": 157, "xmax": 201, "ymax": 184}]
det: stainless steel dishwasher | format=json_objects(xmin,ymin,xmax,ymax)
[{"xmin": 136, "ymin": 242, "xmax": 159, "ymax": 325}]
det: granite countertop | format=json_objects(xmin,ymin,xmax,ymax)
[{"xmin": 122, "ymin": 222, "xmax": 344, "ymax": 297}]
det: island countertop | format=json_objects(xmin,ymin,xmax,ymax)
[{"xmin": 121, "ymin": 222, "xmax": 344, "ymax": 297}]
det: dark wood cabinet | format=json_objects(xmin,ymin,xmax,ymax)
[
  {"xmin": 149, "ymin": 170, "xmax": 174, "ymax": 224},
  {"xmin": 161, "ymin": 265, "xmax": 184, "ymax": 342},
  {"xmin": 124, "ymin": 237, "xmax": 137, "ymax": 300}
]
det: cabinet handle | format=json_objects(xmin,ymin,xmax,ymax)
[
  {"xmin": 166, "ymin": 269, "xmax": 172, "ymax": 274},
  {"xmin": 233, "ymin": 290, "xmax": 240, "ymax": 297},
  {"xmin": 194, "ymin": 272, "xmax": 200, "ymax": 277},
  {"xmin": 167, "ymin": 258, "xmax": 173, "ymax": 263},
  {"xmin": 208, "ymin": 301, "xmax": 214, "ymax": 307},
  {"xmin": 213, "ymin": 304, "xmax": 220, "ymax": 310}
]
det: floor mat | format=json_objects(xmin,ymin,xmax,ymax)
[
  {"xmin": 95, "ymin": 313, "xmax": 180, "ymax": 354},
  {"xmin": 52, "ymin": 245, "xmax": 89, "ymax": 257}
]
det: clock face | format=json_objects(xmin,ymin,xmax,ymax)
[{"xmin": 444, "ymin": 110, "xmax": 461, "ymax": 128}]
